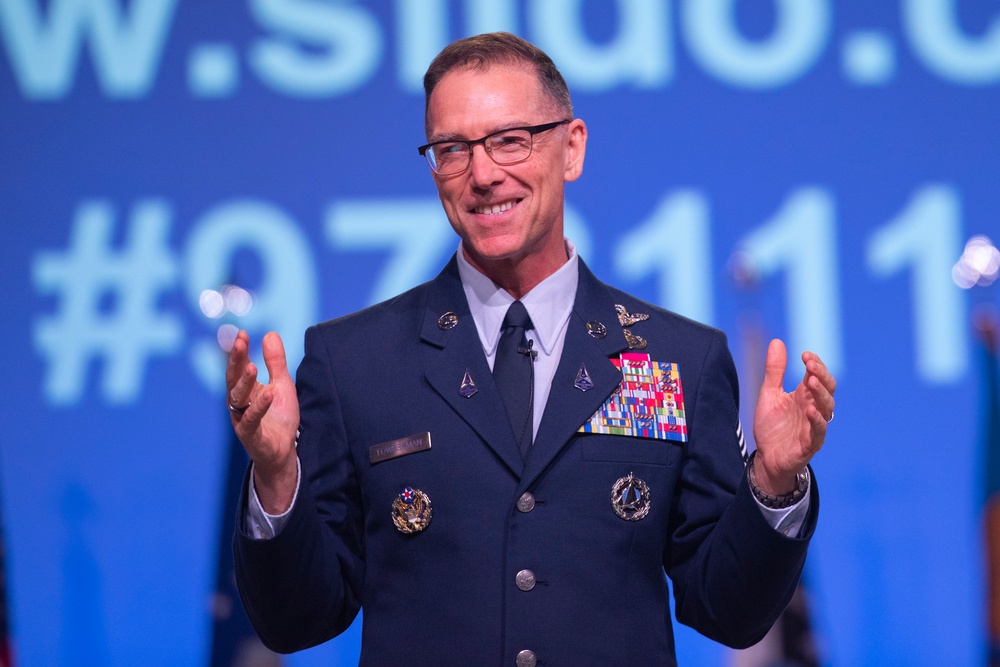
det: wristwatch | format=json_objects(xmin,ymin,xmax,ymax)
[{"xmin": 747, "ymin": 451, "xmax": 809, "ymax": 509}]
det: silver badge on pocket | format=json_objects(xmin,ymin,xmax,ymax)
[{"xmin": 611, "ymin": 473, "xmax": 650, "ymax": 521}]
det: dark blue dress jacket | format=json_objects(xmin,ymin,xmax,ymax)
[{"xmin": 235, "ymin": 256, "xmax": 817, "ymax": 666}]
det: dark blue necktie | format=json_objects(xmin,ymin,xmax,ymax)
[{"xmin": 493, "ymin": 301, "xmax": 535, "ymax": 455}]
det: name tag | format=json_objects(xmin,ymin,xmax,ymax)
[
  {"xmin": 578, "ymin": 353, "xmax": 688, "ymax": 443},
  {"xmin": 369, "ymin": 431, "xmax": 432, "ymax": 464}
]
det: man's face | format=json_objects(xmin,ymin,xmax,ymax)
[{"xmin": 425, "ymin": 65, "xmax": 586, "ymax": 280}]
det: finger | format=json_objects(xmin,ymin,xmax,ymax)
[
  {"xmin": 262, "ymin": 331, "xmax": 292, "ymax": 385},
  {"xmin": 807, "ymin": 373, "xmax": 836, "ymax": 420},
  {"xmin": 806, "ymin": 404, "xmax": 829, "ymax": 443},
  {"xmin": 229, "ymin": 361, "xmax": 258, "ymax": 411},
  {"xmin": 225, "ymin": 330, "xmax": 251, "ymax": 389},
  {"xmin": 235, "ymin": 387, "xmax": 275, "ymax": 446},
  {"xmin": 761, "ymin": 338, "xmax": 788, "ymax": 392},
  {"xmin": 802, "ymin": 351, "xmax": 837, "ymax": 396}
]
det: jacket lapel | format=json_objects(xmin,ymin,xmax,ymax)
[
  {"xmin": 420, "ymin": 258, "xmax": 525, "ymax": 477},
  {"xmin": 522, "ymin": 261, "xmax": 629, "ymax": 488}
]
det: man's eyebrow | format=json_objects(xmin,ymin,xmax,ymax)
[
  {"xmin": 427, "ymin": 121, "xmax": 533, "ymax": 144},
  {"xmin": 426, "ymin": 131, "xmax": 463, "ymax": 144}
]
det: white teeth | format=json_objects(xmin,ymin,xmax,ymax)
[{"xmin": 475, "ymin": 200, "xmax": 515, "ymax": 215}]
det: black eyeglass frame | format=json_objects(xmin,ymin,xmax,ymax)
[{"xmin": 417, "ymin": 120, "xmax": 571, "ymax": 174}]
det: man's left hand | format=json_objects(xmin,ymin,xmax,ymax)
[{"xmin": 752, "ymin": 338, "xmax": 837, "ymax": 495}]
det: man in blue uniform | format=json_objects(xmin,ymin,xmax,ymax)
[{"xmin": 226, "ymin": 32, "xmax": 836, "ymax": 666}]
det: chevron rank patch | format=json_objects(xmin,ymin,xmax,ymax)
[
  {"xmin": 735, "ymin": 418, "xmax": 749, "ymax": 463},
  {"xmin": 578, "ymin": 353, "xmax": 688, "ymax": 442}
]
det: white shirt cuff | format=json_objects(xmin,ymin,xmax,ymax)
[
  {"xmin": 752, "ymin": 469, "xmax": 812, "ymax": 538},
  {"xmin": 243, "ymin": 457, "xmax": 301, "ymax": 540}
]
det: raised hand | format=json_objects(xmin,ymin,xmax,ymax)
[
  {"xmin": 752, "ymin": 339, "xmax": 836, "ymax": 495},
  {"xmin": 226, "ymin": 330, "xmax": 300, "ymax": 513}
]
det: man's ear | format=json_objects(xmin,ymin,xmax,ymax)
[{"xmin": 563, "ymin": 118, "xmax": 588, "ymax": 183}]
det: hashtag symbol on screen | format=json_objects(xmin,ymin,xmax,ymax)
[{"xmin": 33, "ymin": 201, "xmax": 183, "ymax": 405}]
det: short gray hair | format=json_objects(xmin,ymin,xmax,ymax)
[{"xmin": 423, "ymin": 32, "xmax": 573, "ymax": 135}]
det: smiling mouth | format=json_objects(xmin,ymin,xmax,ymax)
[{"xmin": 472, "ymin": 199, "xmax": 519, "ymax": 215}]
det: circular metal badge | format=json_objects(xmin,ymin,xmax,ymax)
[
  {"xmin": 392, "ymin": 486, "xmax": 433, "ymax": 533},
  {"xmin": 437, "ymin": 312, "xmax": 459, "ymax": 330},
  {"xmin": 611, "ymin": 473, "xmax": 650, "ymax": 521},
  {"xmin": 586, "ymin": 321, "xmax": 607, "ymax": 339}
]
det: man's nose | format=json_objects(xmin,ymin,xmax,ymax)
[{"xmin": 468, "ymin": 143, "xmax": 504, "ymax": 187}]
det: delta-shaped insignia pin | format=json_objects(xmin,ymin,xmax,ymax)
[
  {"xmin": 459, "ymin": 369, "xmax": 478, "ymax": 398},
  {"xmin": 574, "ymin": 363, "xmax": 595, "ymax": 391},
  {"xmin": 393, "ymin": 486, "xmax": 433, "ymax": 533},
  {"xmin": 611, "ymin": 472, "xmax": 650, "ymax": 521}
]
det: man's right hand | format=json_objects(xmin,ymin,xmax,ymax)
[{"xmin": 226, "ymin": 330, "xmax": 300, "ymax": 514}]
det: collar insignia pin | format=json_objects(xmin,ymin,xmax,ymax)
[
  {"xmin": 586, "ymin": 321, "xmax": 607, "ymax": 339},
  {"xmin": 437, "ymin": 311, "xmax": 459, "ymax": 330},
  {"xmin": 574, "ymin": 363, "xmax": 595, "ymax": 392},
  {"xmin": 458, "ymin": 369, "xmax": 478, "ymax": 398}
]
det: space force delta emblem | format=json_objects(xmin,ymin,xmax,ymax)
[{"xmin": 578, "ymin": 353, "xmax": 688, "ymax": 443}]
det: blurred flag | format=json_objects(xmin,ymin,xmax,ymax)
[
  {"xmin": 208, "ymin": 425, "xmax": 283, "ymax": 667},
  {"xmin": 0, "ymin": 477, "xmax": 12, "ymax": 667},
  {"xmin": 977, "ymin": 310, "xmax": 1000, "ymax": 667}
]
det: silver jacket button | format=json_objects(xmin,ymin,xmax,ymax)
[
  {"xmin": 515, "ymin": 569, "xmax": 536, "ymax": 591},
  {"xmin": 516, "ymin": 492, "xmax": 535, "ymax": 512},
  {"xmin": 516, "ymin": 649, "xmax": 537, "ymax": 667}
]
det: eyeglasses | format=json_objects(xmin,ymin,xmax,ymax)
[{"xmin": 418, "ymin": 120, "xmax": 571, "ymax": 176}]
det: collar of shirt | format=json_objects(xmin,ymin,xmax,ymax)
[{"xmin": 456, "ymin": 240, "xmax": 579, "ymax": 363}]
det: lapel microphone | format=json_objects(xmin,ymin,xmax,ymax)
[{"xmin": 517, "ymin": 339, "xmax": 538, "ymax": 359}]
